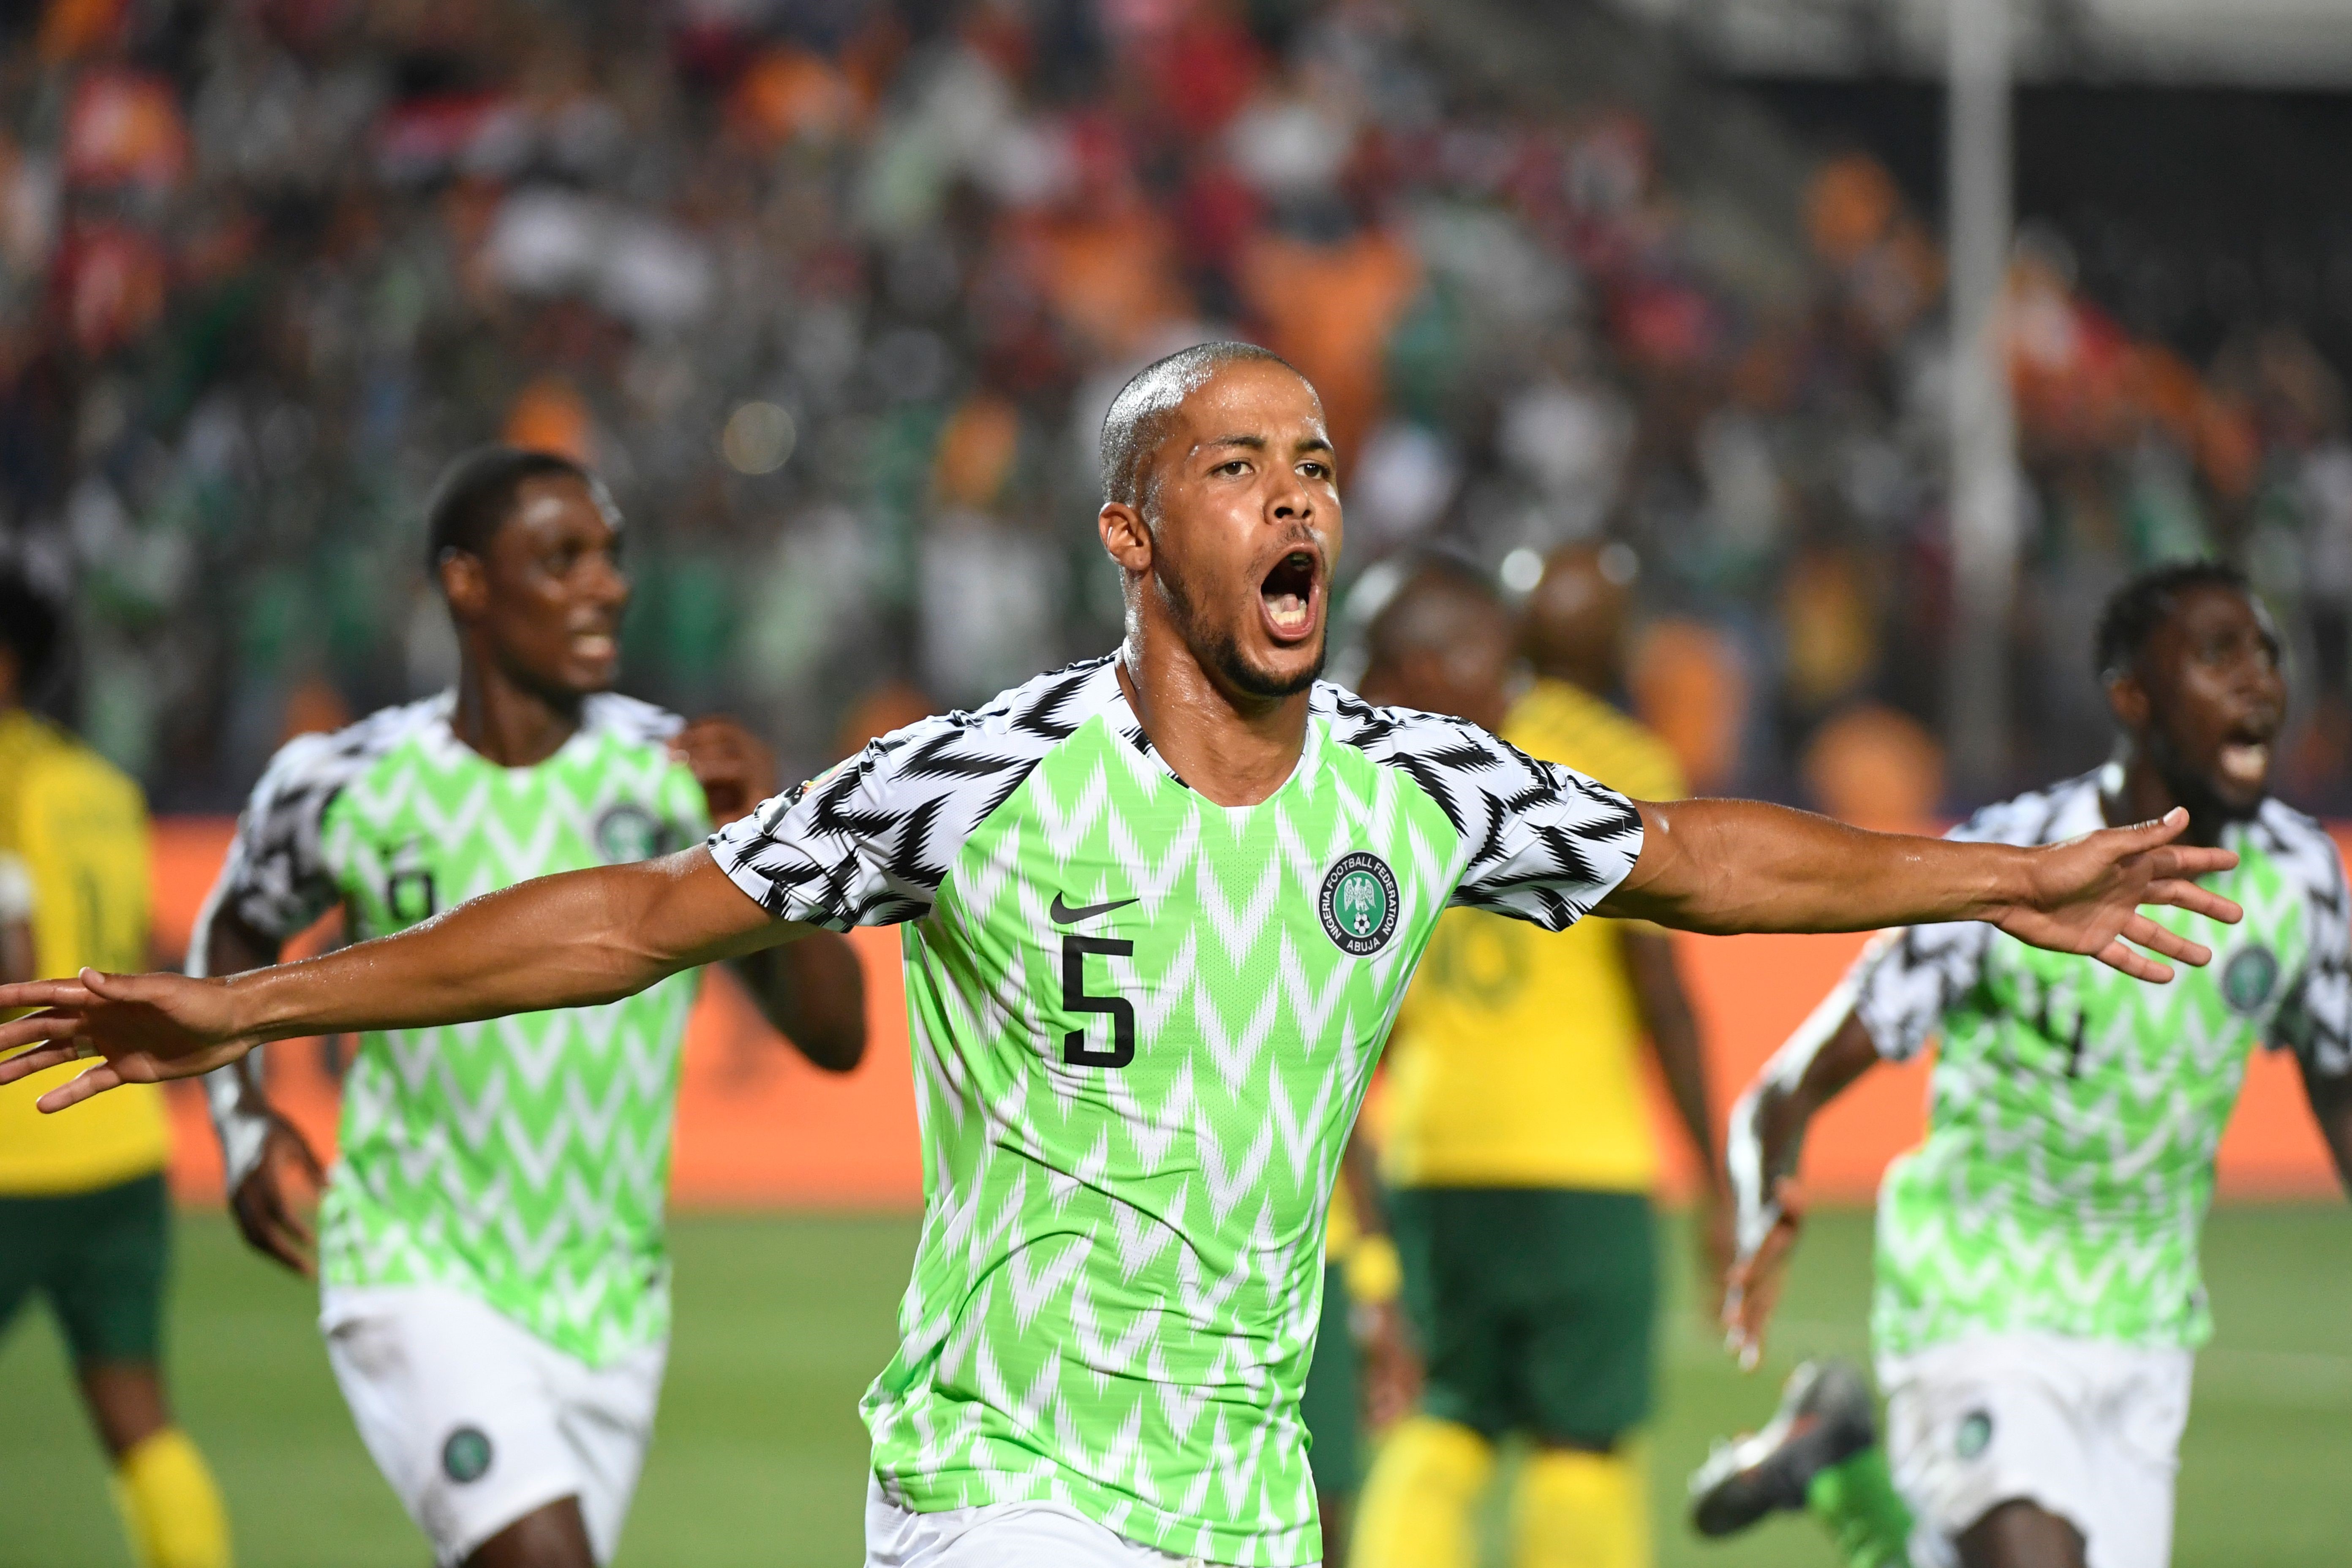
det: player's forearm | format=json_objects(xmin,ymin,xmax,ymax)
[
  {"xmin": 1601, "ymin": 798, "xmax": 2033, "ymax": 935},
  {"xmin": 1727, "ymin": 998, "xmax": 1877, "ymax": 1254},
  {"xmin": 219, "ymin": 849, "xmax": 776, "ymax": 1043},
  {"xmin": 726, "ymin": 933, "xmax": 868, "ymax": 1072},
  {"xmin": 1626, "ymin": 932, "xmax": 1721, "ymax": 1184}
]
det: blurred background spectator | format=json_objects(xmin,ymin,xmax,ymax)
[{"xmin": 4, "ymin": 0, "xmax": 2349, "ymax": 825}]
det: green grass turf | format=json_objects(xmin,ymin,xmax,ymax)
[{"xmin": 3, "ymin": 1206, "xmax": 2348, "ymax": 1565}]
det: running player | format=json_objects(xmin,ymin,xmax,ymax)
[
  {"xmin": 3, "ymin": 347, "xmax": 2246, "ymax": 1568},
  {"xmin": 0, "ymin": 569, "xmax": 232, "ymax": 1568},
  {"xmin": 1352, "ymin": 551, "xmax": 1720, "ymax": 1568},
  {"xmin": 1689, "ymin": 561, "xmax": 2352, "ymax": 1568},
  {"xmin": 191, "ymin": 446, "xmax": 867, "ymax": 1568}
]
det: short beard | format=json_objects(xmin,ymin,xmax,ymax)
[
  {"xmin": 1156, "ymin": 558, "xmax": 1325, "ymax": 700},
  {"xmin": 2148, "ymin": 727, "xmax": 2263, "ymax": 826}
]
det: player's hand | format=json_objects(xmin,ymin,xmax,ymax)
[
  {"xmin": 231, "ymin": 1113, "xmax": 325, "ymax": 1277},
  {"xmin": 1357, "ymin": 1296, "xmax": 1423, "ymax": 1430},
  {"xmin": 1722, "ymin": 1176, "xmax": 1804, "ymax": 1371},
  {"xmin": 1992, "ymin": 807, "xmax": 2242, "ymax": 982},
  {"xmin": 0, "ymin": 969, "xmax": 252, "ymax": 1111},
  {"xmin": 673, "ymin": 716, "xmax": 778, "ymax": 828}
]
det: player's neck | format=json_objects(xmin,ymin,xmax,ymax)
[
  {"xmin": 450, "ymin": 659, "xmax": 584, "ymax": 769},
  {"xmin": 1116, "ymin": 633, "xmax": 1309, "ymax": 809},
  {"xmin": 2104, "ymin": 753, "xmax": 2222, "ymax": 847}
]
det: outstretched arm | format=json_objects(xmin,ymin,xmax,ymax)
[
  {"xmin": 1596, "ymin": 801, "xmax": 2240, "ymax": 980},
  {"xmin": 0, "ymin": 846, "xmax": 805, "ymax": 1110}
]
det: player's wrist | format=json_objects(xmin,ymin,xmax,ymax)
[
  {"xmin": 1964, "ymin": 842, "xmax": 2041, "ymax": 923},
  {"xmin": 223, "ymin": 966, "xmax": 310, "ymax": 1045}
]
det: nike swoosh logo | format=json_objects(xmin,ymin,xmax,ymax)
[{"xmin": 1050, "ymin": 893, "xmax": 1141, "ymax": 925}]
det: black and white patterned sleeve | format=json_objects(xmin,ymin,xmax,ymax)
[
  {"xmin": 192, "ymin": 713, "xmax": 410, "ymax": 955},
  {"xmin": 709, "ymin": 660, "xmax": 1103, "ymax": 928},
  {"xmin": 1846, "ymin": 787, "xmax": 2072, "ymax": 1060},
  {"xmin": 1848, "ymin": 921, "xmax": 1992, "ymax": 1062},
  {"xmin": 194, "ymin": 699, "xmax": 433, "ymax": 1193},
  {"xmin": 1328, "ymin": 691, "xmax": 1645, "ymax": 932},
  {"xmin": 2265, "ymin": 807, "xmax": 2352, "ymax": 1078}
]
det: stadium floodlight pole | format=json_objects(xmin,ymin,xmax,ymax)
[{"xmin": 1946, "ymin": 0, "xmax": 2020, "ymax": 792}]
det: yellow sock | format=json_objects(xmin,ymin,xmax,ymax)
[
  {"xmin": 110, "ymin": 1428, "xmax": 231, "ymax": 1568},
  {"xmin": 1352, "ymin": 1416, "xmax": 1496, "ymax": 1568},
  {"xmin": 1510, "ymin": 1446, "xmax": 1650, "ymax": 1568}
]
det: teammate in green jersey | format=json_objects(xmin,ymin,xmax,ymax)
[
  {"xmin": 1, "ymin": 348, "xmax": 2247, "ymax": 1568},
  {"xmin": 190, "ymin": 446, "xmax": 868, "ymax": 1568},
  {"xmin": 1688, "ymin": 561, "xmax": 2352, "ymax": 1568}
]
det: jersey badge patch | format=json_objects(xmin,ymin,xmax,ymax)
[
  {"xmin": 1320, "ymin": 852, "xmax": 1399, "ymax": 956},
  {"xmin": 442, "ymin": 1426, "xmax": 493, "ymax": 1484},
  {"xmin": 2222, "ymin": 945, "xmax": 2279, "ymax": 1014},
  {"xmin": 594, "ymin": 803, "xmax": 665, "ymax": 864}
]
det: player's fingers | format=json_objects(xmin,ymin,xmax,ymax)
[
  {"xmin": 0, "ymin": 980, "xmax": 95, "ymax": 1018},
  {"xmin": 2121, "ymin": 916, "xmax": 2210, "ymax": 967},
  {"xmin": 2093, "ymin": 938, "xmax": 2173, "ymax": 984},
  {"xmin": 239, "ymin": 1189, "xmax": 310, "ymax": 1276},
  {"xmin": 0, "ymin": 1036, "xmax": 85, "ymax": 1083},
  {"xmin": 2150, "ymin": 843, "xmax": 2240, "ymax": 882},
  {"xmin": 34, "ymin": 1062, "xmax": 126, "ymax": 1111},
  {"xmin": 260, "ymin": 1186, "xmax": 317, "ymax": 1274},
  {"xmin": 2142, "ymin": 877, "xmax": 2243, "ymax": 926},
  {"xmin": 283, "ymin": 1125, "xmax": 327, "ymax": 1186},
  {"xmin": 0, "ymin": 1012, "xmax": 87, "ymax": 1058}
]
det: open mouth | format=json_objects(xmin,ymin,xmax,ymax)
[
  {"xmin": 2216, "ymin": 708, "xmax": 2279, "ymax": 789},
  {"xmin": 2217, "ymin": 735, "xmax": 2270, "ymax": 789},
  {"xmin": 571, "ymin": 629, "xmax": 620, "ymax": 663},
  {"xmin": 1259, "ymin": 548, "xmax": 1320, "ymax": 642}
]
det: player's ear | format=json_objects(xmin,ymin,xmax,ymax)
[
  {"xmin": 2105, "ymin": 668, "xmax": 2150, "ymax": 732},
  {"xmin": 1099, "ymin": 502, "xmax": 1152, "ymax": 576},
  {"xmin": 438, "ymin": 549, "xmax": 489, "ymax": 622}
]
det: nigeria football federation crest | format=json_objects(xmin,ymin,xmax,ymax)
[
  {"xmin": 2222, "ymin": 944, "xmax": 2279, "ymax": 1014},
  {"xmin": 1319, "ymin": 851, "xmax": 1399, "ymax": 956}
]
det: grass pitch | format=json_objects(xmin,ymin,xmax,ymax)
[{"xmin": 3, "ymin": 1206, "xmax": 2347, "ymax": 1566}]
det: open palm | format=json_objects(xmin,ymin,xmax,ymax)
[
  {"xmin": 0, "ymin": 969, "xmax": 250, "ymax": 1111},
  {"xmin": 1993, "ymin": 808, "xmax": 2242, "ymax": 980}
]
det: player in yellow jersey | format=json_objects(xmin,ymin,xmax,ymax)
[
  {"xmin": 1353, "ymin": 549, "xmax": 1728, "ymax": 1568},
  {"xmin": 0, "ymin": 570, "xmax": 231, "ymax": 1568}
]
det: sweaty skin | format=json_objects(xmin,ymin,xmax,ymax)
[{"xmin": 0, "ymin": 362, "xmax": 2240, "ymax": 1132}]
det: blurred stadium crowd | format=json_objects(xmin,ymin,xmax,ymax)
[{"xmin": 5, "ymin": 0, "xmax": 2352, "ymax": 815}]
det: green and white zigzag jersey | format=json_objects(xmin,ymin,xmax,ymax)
[
  {"xmin": 197, "ymin": 692, "xmax": 708, "ymax": 1365},
  {"xmin": 710, "ymin": 656, "xmax": 1642, "ymax": 1566},
  {"xmin": 1854, "ymin": 771, "xmax": 2351, "ymax": 1357}
]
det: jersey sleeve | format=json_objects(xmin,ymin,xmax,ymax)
[
  {"xmin": 1848, "ymin": 920, "xmax": 1992, "ymax": 1062},
  {"xmin": 709, "ymin": 713, "xmax": 1034, "ymax": 929},
  {"xmin": 2272, "ymin": 832, "xmax": 2352, "ymax": 1078},
  {"xmin": 1339, "ymin": 701, "xmax": 1644, "ymax": 932},
  {"xmin": 1845, "ymin": 796, "xmax": 2049, "ymax": 1061},
  {"xmin": 199, "ymin": 731, "xmax": 353, "ymax": 945}
]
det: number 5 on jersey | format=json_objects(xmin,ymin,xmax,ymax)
[{"xmin": 1062, "ymin": 934, "xmax": 1135, "ymax": 1068}]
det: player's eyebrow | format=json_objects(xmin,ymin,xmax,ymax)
[
  {"xmin": 1200, "ymin": 433, "xmax": 1269, "ymax": 452},
  {"xmin": 1294, "ymin": 435, "xmax": 1335, "ymax": 460}
]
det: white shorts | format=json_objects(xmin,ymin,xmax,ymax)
[
  {"xmin": 321, "ymin": 1284, "xmax": 666, "ymax": 1567},
  {"xmin": 1878, "ymin": 1331, "xmax": 2191, "ymax": 1568},
  {"xmin": 862, "ymin": 1478, "xmax": 1311, "ymax": 1568}
]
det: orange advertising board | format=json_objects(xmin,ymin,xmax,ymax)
[{"xmin": 147, "ymin": 818, "xmax": 2340, "ymax": 1209}]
